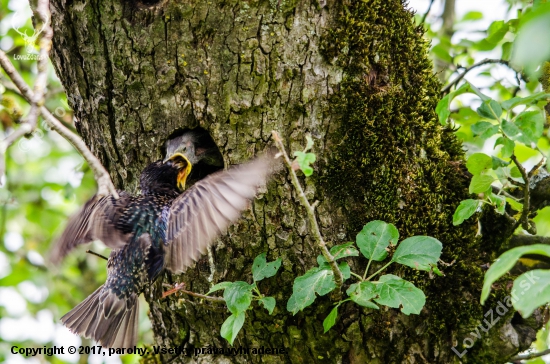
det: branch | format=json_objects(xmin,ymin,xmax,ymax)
[
  {"xmin": 508, "ymin": 235, "xmax": 550, "ymax": 249},
  {"xmin": 0, "ymin": 50, "xmax": 118, "ymax": 198},
  {"xmin": 441, "ymin": 59, "xmax": 515, "ymax": 94},
  {"xmin": 162, "ymin": 283, "xmax": 225, "ymax": 303},
  {"xmin": 510, "ymin": 348, "xmax": 550, "ymax": 362},
  {"xmin": 420, "ymin": 0, "xmax": 435, "ymax": 25},
  {"xmin": 271, "ymin": 131, "xmax": 344, "ymax": 293},
  {"xmin": 511, "ymin": 154, "xmax": 535, "ymax": 234}
]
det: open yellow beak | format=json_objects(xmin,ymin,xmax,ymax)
[{"xmin": 167, "ymin": 153, "xmax": 192, "ymax": 191}]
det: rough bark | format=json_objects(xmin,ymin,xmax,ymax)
[{"xmin": 45, "ymin": 0, "xmax": 541, "ymax": 362}]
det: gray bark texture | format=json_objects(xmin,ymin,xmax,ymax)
[{"xmin": 44, "ymin": 0, "xmax": 542, "ymax": 362}]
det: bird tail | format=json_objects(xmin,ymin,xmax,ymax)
[{"xmin": 61, "ymin": 285, "xmax": 139, "ymax": 348}]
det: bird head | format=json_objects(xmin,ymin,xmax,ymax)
[{"xmin": 165, "ymin": 153, "xmax": 192, "ymax": 191}]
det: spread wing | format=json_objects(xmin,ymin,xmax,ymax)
[
  {"xmin": 50, "ymin": 192, "xmax": 133, "ymax": 264},
  {"xmin": 165, "ymin": 154, "xmax": 276, "ymax": 273}
]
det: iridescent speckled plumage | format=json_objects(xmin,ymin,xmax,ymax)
[{"xmin": 51, "ymin": 132, "xmax": 275, "ymax": 348}]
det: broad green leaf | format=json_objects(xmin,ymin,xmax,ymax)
[
  {"xmin": 356, "ymin": 220, "xmax": 399, "ymax": 261},
  {"xmin": 502, "ymin": 42, "xmax": 512, "ymax": 60},
  {"xmin": 287, "ymin": 261, "xmax": 349, "ymax": 314},
  {"xmin": 495, "ymin": 137, "xmax": 515, "ymax": 158},
  {"xmin": 510, "ymin": 166, "xmax": 523, "ymax": 179},
  {"xmin": 481, "ymin": 245, "xmax": 550, "ymax": 304},
  {"xmin": 431, "ymin": 44, "xmax": 453, "ymax": 63},
  {"xmin": 391, "ymin": 236, "xmax": 443, "ymax": 270},
  {"xmin": 501, "ymin": 119, "xmax": 520, "ymax": 137},
  {"xmin": 453, "ymin": 199, "xmax": 481, "ymax": 225},
  {"xmin": 466, "ymin": 153, "xmax": 492, "ymax": 175},
  {"xmin": 323, "ymin": 305, "xmax": 339, "ymax": 333},
  {"xmin": 330, "ymin": 242, "xmax": 359, "ymax": 259},
  {"xmin": 224, "ymin": 281, "xmax": 254, "ymax": 314},
  {"xmin": 466, "ymin": 81, "xmax": 490, "ymax": 101},
  {"xmin": 220, "ymin": 311, "xmax": 246, "ymax": 345},
  {"xmin": 479, "ymin": 125, "xmax": 500, "ymax": 140},
  {"xmin": 347, "ymin": 281, "xmax": 379, "ymax": 309},
  {"xmin": 252, "ymin": 253, "xmax": 282, "ymax": 282},
  {"xmin": 469, "ymin": 174, "xmax": 495, "ymax": 194},
  {"xmin": 501, "ymin": 92, "xmax": 550, "ymax": 110},
  {"xmin": 259, "ymin": 297, "xmax": 276, "ymax": 315},
  {"xmin": 488, "ymin": 193, "xmax": 506, "ymax": 214},
  {"xmin": 207, "ymin": 281, "xmax": 233, "ymax": 295},
  {"xmin": 436, "ymin": 93, "xmax": 452, "ymax": 125},
  {"xmin": 460, "ymin": 11, "xmax": 483, "ymax": 22},
  {"xmin": 515, "ymin": 110, "xmax": 544, "ymax": 145},
  {"xmin": 374, "ymin": 275, "xmax": 426, "ymax": 315},
  {"xmin": 491, "ymin": 156, "xmax": 509, "ymax": 169},
  {"xmin": 471, "ymin": 121, "xmax": 495, "ymax": 135},
  {"xmin": 293, "ymin": 151, "xmax": 316, "ymax": 176},
  {"xmin": 506, "ymin": 197, "xmax": 523, "ymax": 211},
  {"xmin": 477, "ymin": 100, "xmax": 502, "ymax": 120},
  {"xmin": 511, "ymin": 270, "xmax": 549, "ymax": 318}
]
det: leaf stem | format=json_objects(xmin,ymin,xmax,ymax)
[
  {"xmin": 272, "ymin": 131, "xmax": 344, "ymax": 295},
  {"xmin": 366, "ymin": 261, "xmax": 393, "ymax": 281},
  {"xmin": 350, "ymin": 271, "xmax": 363, "ymax": 281}
]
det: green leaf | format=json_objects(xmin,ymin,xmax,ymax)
[
  {"xmin": 453, "ymin": 199, "xmax": 481, "ymax": 225},
  {"xmin": 488, "ymin": 193, "xmax": 506, "ymax": 214},
  {"xmin": 515, "ymin": 110, "xmax": 544, "ymax": 145},
  {"xmin": 501, "ymin": 119, "xmax": 520, "ymax": 137},
  {"xmin": 469, "ymin": 174, "xmax": 495, "ymax": 194},
  {"xmin": 431, "ymin": 44, "xmax": 453, "ymax": 63},
  {"xmin": 502, "ymin": 42, "xmax": 513, "ymax": 60},
  {"xmin": 252, "ymin": 253, "xmax": 282, "ymax": 282},
  {"xmin": 347, "ymin": 281, "xmax": 379, "ymax": 309},
  {"xmin": 479, "ymin": 125, "xmax": 500, "ymax": 140},
  {"xmin": 224, "ymin": 281, "xmax": 254, "ymax": 314},
  {"xmin": 466, "ymin": 153, "xmax": 492, "ymax": 175},
  {"xmin": 436, "ymin": 93, "xmax": 452, "ymax": 125},
  {"xmin": 391, "ymin": 236, "xmax": 443, "ymax": 270},
  {"xmin": 466, "ymin": 81, "xmax": 490, "ymax": 101},
  {"xmin": 511, "ymin": 270, "xmax": 549, "ymax": 318},
  {"xmin": 287, "ymin": 264, "xmax": 343, "ymax": 314},
  {"xmin": 207, "ymin": 281, "xmax": 233, "ymax": 295},
  {"xmin": 501, "ymin": 92, "xmax": 550, "ymax": 110},
  {"xmin": 476, "ymin": 100, "xmax": 502, "ymax": 120},
  {"xmin": 506, "ymin": 197, "xmax": 523, "ymax": 211},
  {"xmin": 323, "ymin": 305, "xmax": 339, "ymax": 333},
  {"xmin": 220, "ymin": 312, "xmax": 246, "ymax": 345},
  {"xmin": 329, "ymin": 242, "xmax": 360, "ymax": 260},
  {"xmin": 495, "ymin": 137, "xmax": 515, "ymax": 158},
  {"xmin": 471, "ymin": 121, "xmax": 495, "ymax": 135},
  {"xmin": 510, "ymin": 166, "xmax": 523, "ymax": 179},
  {"xmin": 259, "ymin": 297, "xmax": 276, "ymax": 315},
  {"xmin": 293, "ymin": 151, "xmax": 316, "ymax": 176},
  {"xmin": 491, "ymin": 156, "xmax": 510, "ymax": 169},
  {"xmin": 356, "ymin": 220, "xmax": 399, "ymax": 261},
  {"xmin": 460, "ymin": 11, "xmax": 483, "ymax": 22},
  {"xmin": 481, "ymin": 245, "xmax": 550, "ymax": 304},
  {"xmin": 374, "ymin": 275, "xmax": 426, "ymax": 315}
]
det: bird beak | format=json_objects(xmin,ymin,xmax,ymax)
[{"xmin": 166, "ymin": 153, "xmax": 192, "ymax": 191}]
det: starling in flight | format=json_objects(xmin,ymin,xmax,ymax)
[{"xmin": 51, "ymin": 131, "xmax": 275, "ymax": 348}]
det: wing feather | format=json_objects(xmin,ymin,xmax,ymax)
[
  {"xmin": 166, "ymin": 154, "xmax": 276, "ymax": 273},
  {"xmin": 50, "ymin": 192, "xmax": 133, "ymax": 264}
]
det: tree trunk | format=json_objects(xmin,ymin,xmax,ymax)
[{"xmin": 45, "ymin": 0, "xmax": 541, "ymax": 362}]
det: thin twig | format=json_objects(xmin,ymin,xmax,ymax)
[
  {"xmin": 420, "ymin": 0, "xmax": 435, "ymax": 25},
  {"xmin": 511, "ymin": 154, "xmax": 536, "ymax": 234},
  {"xmin": 0, "ymin": 50, "xmax": 118, "ymax": 198},
  {"xmin": 510, "ymin": 348, "xmax": 550, "ymax": 362},
  {"xmin": 162, "ymin": 283, "xmax": 225, "ymax": 302},
  {"xmin": 441, "ymin": 59, "xmax": 514, "ymax": 94},
  {"xmin": 272, "ymin": 131, "xmax": 344, "ymax": 293},
  {"xmin": 85, "ymin": 250, "xmax": 108, "ymax": 261}
]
